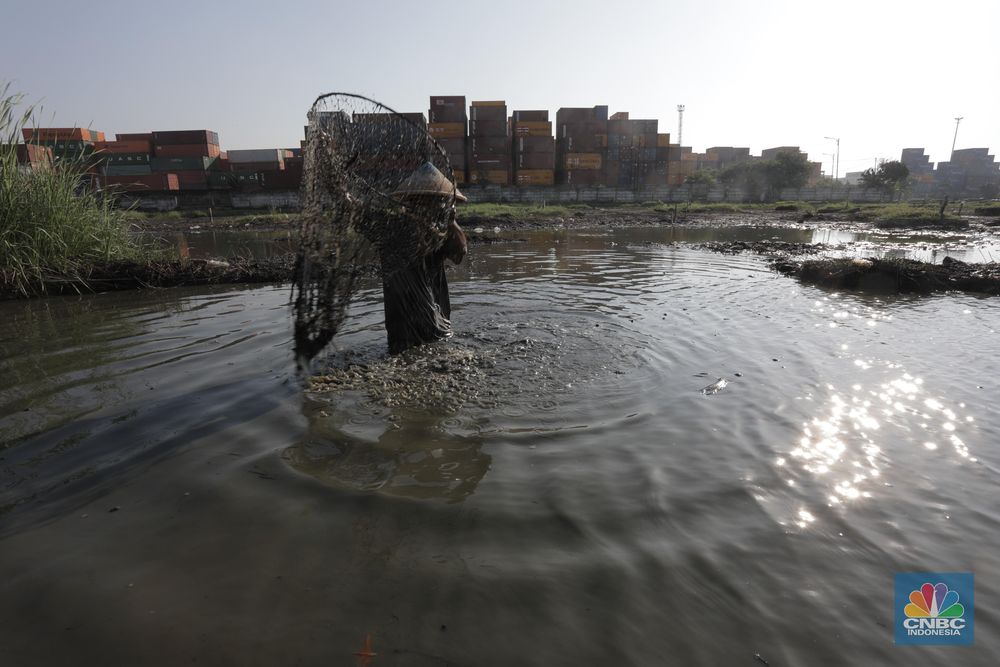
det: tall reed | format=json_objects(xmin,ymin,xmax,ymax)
[{"xmin": 0, "ymin": 83, "xmax": 145, "ymax": 296}]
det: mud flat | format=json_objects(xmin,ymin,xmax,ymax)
[{"xmin": 771, "ymin": 256, "xmax": 1000, "ymax": 295}]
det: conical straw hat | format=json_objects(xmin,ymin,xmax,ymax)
[{"xmin": 392, "ymin": 162, "xmax": 467, "ymax": 202}]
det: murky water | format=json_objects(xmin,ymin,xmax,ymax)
[
  {"xmin": 155, "ymin": 224, "xmax": 1000, "ymax": 264},
  {"xmin": 1, "ymin": 232, "xmax": 998, "ymax": 665}
]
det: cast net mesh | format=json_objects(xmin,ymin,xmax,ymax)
[{"xmin": 292, "ymin": 93, "xmax": 457, "ymax": 366}]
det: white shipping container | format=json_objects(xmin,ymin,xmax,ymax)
[{"xmin": 228, "ymin": 149, "xmax": 285, "ymax": 163}]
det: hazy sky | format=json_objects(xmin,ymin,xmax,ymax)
[{"xmin": 4, "ymin": 0, "xmax": 997, "ymax": 173}]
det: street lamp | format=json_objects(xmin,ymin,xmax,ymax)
[{"xmin": 824, "ymin": 136, "xmax": 840, "ymax": 181}]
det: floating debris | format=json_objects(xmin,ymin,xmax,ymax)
[{"xmin": 701, "ymin": 378, "xmax": 729, "ymax": 395}]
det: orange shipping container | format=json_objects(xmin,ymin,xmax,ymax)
[
  {"xmin": 469, "ymin": 169, "xmax": 510, "ymax": 184},
  {"xmin": 564, "ymin": 153, "xmax": 602, "ymax": 169},
  {"xmin": 513, "ymin": 122, "xmax": 552, "ymax": 137},
  {"xmin": 428, "ymin": 122, "xmax": 466, "ymax": 139},
  {"xmin": 470, "ymin": 100, "xmax": 505, "ymax": 107},
  {"xmin": 657, "ymin": 133, "xmax": 671, "ymax": 148},
  {"xmin": 514, "ymin": 169, "xmax": 554, "ymax": 186}
]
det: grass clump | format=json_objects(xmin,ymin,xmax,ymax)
[{"xmin": 1, "ymin": 84, "xmax": 156, "ymax": 296}]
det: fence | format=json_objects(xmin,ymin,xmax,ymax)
[{"xmin": 123, "ymin": 184, "xmax": 942, "ymax": 211}]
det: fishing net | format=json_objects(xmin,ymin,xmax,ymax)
[{"xmin": 292, "ymin": 93, "xmax": 459, "ymax": 366}]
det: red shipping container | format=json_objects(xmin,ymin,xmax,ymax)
[
  {"xmin": 103, "ymin": 173, "xmax": 179, "ymax": 191},
  {"xmin": 173, "ymin": 170, "xmax": 209, "ymax": 190},
  {"xmin": 94, "ymin": 140, "xmax": 152, "ymax": 154},
  {"xmin": 154, "ymin": 143, "xmax": 222, "ymax": 158},
  {"xmin": 152, "ymin": 130, "xmax": 220, "ymax": 146}
]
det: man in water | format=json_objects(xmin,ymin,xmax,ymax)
[{"xmin": 381, "ymin": 162, "xmax": 467, "ymax": 355}]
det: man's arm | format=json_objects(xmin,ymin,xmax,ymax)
[{"xmin": 442, "ymin": 219, "xmax": 467, "ymax": 265}]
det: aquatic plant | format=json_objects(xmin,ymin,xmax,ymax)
[{"xmin": 0, "ymin": 83, "xmax": 149, "ymax": 296}]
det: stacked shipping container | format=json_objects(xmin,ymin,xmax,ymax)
[
  {"xmin": 605, "ymin": 117, "xmax": 662, "ymax": 189},
  {"xmin": 511, "ymin": 110, "xmax": 554, "ymax": 186},
  {"xmin": 555, "ymin": 106, "xmax": 608, "ymax": 186},
  {"xmin": 428, "ymin": 96, "xmax": 467, "ymax": 184},
  {"xmin": 468, "ymin": 101, "xmax": 510, "ymax": 185}
]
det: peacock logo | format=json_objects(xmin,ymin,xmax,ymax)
[
  {"xmin": 904, "ymin": 582, "xmax": 964, "ymax": 618},
  {"xmin": 895, "ymin": 573, "xmax": 973, "ymax": 645}
]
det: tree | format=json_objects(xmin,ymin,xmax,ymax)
[
  {"xmin": 860, "ymin": 160, "xmax": 910, "ymax": 200},
  {"xmin": 764, "ymin": 151, "xmax": 811, "ymax": 197},
  {"xmin": 685, "ymin": 169, "xmax": 715, "ymax": 202}
]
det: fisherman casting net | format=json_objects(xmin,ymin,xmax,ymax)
[{"xmin": 292, "ymin": 93, "xmax": 459, "ymax": 366}]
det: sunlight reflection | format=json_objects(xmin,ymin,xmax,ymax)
[{"xmin": 784, "ymin": 361, "xmax": 978, "ymax": 527}]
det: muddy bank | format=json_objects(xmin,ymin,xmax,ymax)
[
  {"xmin": 0, "ymin": 256, "xmax": 299, "ymax": 300},
  {"xmin": 135, "ymin": 206, "xmax": 996, "ymax": 235},
  {"xmin": 771, "ymin": 256, "xmax": 1000, "ymax": 295}
]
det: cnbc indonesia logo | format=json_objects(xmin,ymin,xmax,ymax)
[{"xmin": 895, "ymin": 573, "xmax": 974, "ymax": 645}]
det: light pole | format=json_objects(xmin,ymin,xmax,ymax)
[
  {"xmin": 677, "ymin": 105, "xmax": 685, "ymax": 147},
  {"xmin": 823, "ymin": 153, "xmax": 835, "ymax": 179},
  {"xmin": 951, "ymin": 117, "xmax": 963, "ymax": 157},
  {"xmin": 824, "ymin": 136, "xmax": 840, "ymax": 181}
]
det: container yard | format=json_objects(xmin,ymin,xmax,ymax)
[{"xmin": 12, "ymin": 94, "xmax": 995, "ymax": 203}]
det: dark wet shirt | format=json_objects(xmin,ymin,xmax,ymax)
[{"xmin": 382, "ymin": 221, "xmax": 466, "ymax": 355}]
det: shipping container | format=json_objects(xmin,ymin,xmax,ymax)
[
  {"xmin": 563, "ymin": 153, "xmax": 603, "ymax": 170},
  {"xmin": 470, "ymin": 100, "xmax": 505, "ymax": 107},
  {"xmin": 227, "ymin": 148, "xmax": 284, "ymax": 163},
  {"xmin": 154, "ymin": 143, "xmax": 222, "ymax": 158},
  {"xmin": 229, "ymin": 161, "xmax": 284, "ymax": 172},
  {"xmin": 516, "ymin": 153, "xmax": 556, "ymax": 169},
  {"xmin": 514, "ymin": 169, "xmax": 555, "ymax": 186},
  {"xmin": 555, "ymin": 106, "xmax": 609, "ymax": 124},
  {"xmin": 470, "ymin": 136, "xmax": 509, "ymax": 155},
  {"xmin": 610, "ymin": 111, "xmax": 629, "ymax": 120},
  {"xmin": 207, "ymin": 171, "xmax": 263, "ymax": 190},
  {"xmin": 515, "ymin": 136, "xmax": 555, "ymax": 154},
  {"xmin": 429, "ymin": 96, "xmax": 466, "ymax": 123},
  {"xmin": 107, "ymin": 153, "xmax": 151, "ymax": 165},
  {"xmin": 427, "ymin": 122, "xmax": 466, "ymax": 139},
  {"xmin": 14, "ymin": 144, "xmax": 52, "ymax": 165},
  {"xmin": 513, "ymin": 121, "xmax": 552, "ymax": 137},
  {"xmin": 471, "ymin": 155, "xmax": 511, "ymax": 169},
  {"xmin": 562, "ymin": 170, "xmax": 603, "ymax": 186},
  {"xmin": 94, "ymin": 139, "xmax": 152, "ymax": 154},
  {"xmin": 469, "ymin": 169, "xmax": 510, "ymax": 185},
  {"xmin": 102, "ymin": 173, "xmax": 179, "ymax": 191},
  {"xmin": 150, "ymin": 156, "xmax": 218, "ymax": 172},
  {"xmin": 173, "ymin": 170, "xmax": 209, "ymax": 190},
  {"xmin": 657, "ymin": 133, "xmax": 671, "ymax": 148},
  {"xmin": 512, "ymin": 110, "xmax": 549, "ymax": 122},
  {"xmin": 115, "ymin": 132, "xmax": 153, "ymax": 142},
  {"xmin": 105, "ymin": 165, "xmax": 153, "ymax": 176},
  {"xmin": 22, "ymin": 128, "xmax": 101, "ymax": 142},
  {"xmin": 469, "ymin": 105, "xmax": 506, "ymax": 122},
  {"xmin": 433, "ymin": 136, "xmax": 466, "ymax": 153},
  {"xmin": 152, "ymin": 130, "xmax": 219, "ymax": 146},
  {"xmin": 469, "ymin": 119, "xmax": 507, "ymax": 137}
]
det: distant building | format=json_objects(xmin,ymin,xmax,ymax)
[{"xmin": 935, "ymin": 148, "xmax": 1000, "ymax": 197}]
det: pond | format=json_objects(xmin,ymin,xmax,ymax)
[{"xmin": 1, "ymin": 231, "xmax": 998, "ymax": 665}]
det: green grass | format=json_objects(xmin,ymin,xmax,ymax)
[
  {"xmin": 1, "ymin": 84, "xmax": 160, "ymax": 296},
  {"xmin": 462, "ymin": 202, "xmax": 573, "ymax": 218}
]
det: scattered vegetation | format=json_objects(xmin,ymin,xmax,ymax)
[
  {"xmin": 1, "ymin": 84, "xmax": 159, "ymax": 296},
  {"xmin": 462, "ymin": 202, "xmax": 573, "ymax": 219},
  {"xmin": 858, "ymin": 160, "xmax": 910, "ymax": 200}
]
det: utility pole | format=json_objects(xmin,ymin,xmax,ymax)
[
  {"xmin": 677, "ymin": 105, "xmax": 685, "ymax": 147},
  {"xmin": 951, "ymin": 117, "xmax": 963, "ymax": 157},
  {"xmin": 824, "ymin": 136, "xmax": 840, "ymax": 181}
]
